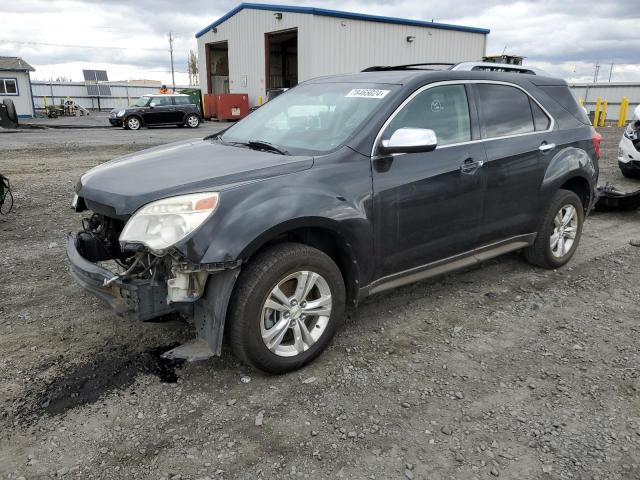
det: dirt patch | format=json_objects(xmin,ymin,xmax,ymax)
[
  {"xmin": 0, "ymin": 125, "xmax": 639, "ymax": 479},
  {"xmin": 33, "ymin": 344, "xmax": 185, "ymax": 417}
]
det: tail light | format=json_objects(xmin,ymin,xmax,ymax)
[{"xmin": 592, "ymin": 129, "xmax": 602, "ymax": 159}]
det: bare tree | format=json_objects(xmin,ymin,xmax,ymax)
[{"xmin": 187, "ymin": 50, "xmax": 198, "ymax": 86}]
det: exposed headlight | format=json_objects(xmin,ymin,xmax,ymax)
[
  {"xmin": 625, "ymin": 121, "xmax": 639, "ymax": 140},
  {"xmin": 116, "ymin": 109, "xmax": 126, "ymax": 117},
  {"xmin": 119, "ymin": 192, "xmax": 220, "ymax": 253}
]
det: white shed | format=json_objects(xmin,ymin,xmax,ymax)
[
  {"xmin": 196, "ymin": 3, "xmax": 489, "ymax": 106},
  {"xmin": 0, "ymin": 56, "xmax": 35, "ymax": 118}
]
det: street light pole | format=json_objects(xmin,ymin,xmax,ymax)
[{"xmin": 169, "ymin": 32, "xmax": 176, "ymax": 92}]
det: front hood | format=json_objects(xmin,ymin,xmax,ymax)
[{"xmin": 78, "ymin": 138, "xmax": 313, "ymax": 217}]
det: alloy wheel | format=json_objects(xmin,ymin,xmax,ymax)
[
  {"xmin": 127, "ymin": 117, "xmax": 140, "ymax": 130},
  {"xmin": 260, "ymin": 270, "xmax": 332, "ymax": 357},
  {"xmin": 187, "ymin": 115, "xmax": 199, "ymax": 128},
  {"xmin": 550, "ymin": 204, "xmax": 578, "ymax": 258}
]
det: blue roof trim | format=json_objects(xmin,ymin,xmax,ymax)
[{"xmin": 195, "ymin": 3, "xmax": 490, "ymax": 38}]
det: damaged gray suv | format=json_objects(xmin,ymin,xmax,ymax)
[{"xmin": 68, "ymin": 67, "xmax": 600, "ymax": 373}]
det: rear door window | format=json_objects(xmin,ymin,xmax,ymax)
[
  {"xmin": 150, "ymin": 96, "xmax": 172, "ymax": 107},
  {"xmin": 476, "ymin": 84, "xmax": 535, "ymax": 138},
  {"xmin": 386, "ymin": 84, "xmax": 471, "ymax": 146}
]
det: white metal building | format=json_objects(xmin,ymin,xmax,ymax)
[
  {"xmin": 0, "ymin": 56, "xmax": 35, "ymax": 117},
  {"xmin": 196, "ymin": 3, "xmax": 489, "ymax": 106}
]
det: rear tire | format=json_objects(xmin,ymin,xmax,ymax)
[
  {"xmin": 185, "ymin": 113, "xmax": 200, "ymax": 128},
  {"xmin": 525, "ymin": 189, "xmax": 584, "ymax": 269},
  {"xmin": 227, "ymin": 243, "xmax": 345, "ymax": 373}
]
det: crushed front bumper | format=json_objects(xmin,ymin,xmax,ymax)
[{"xmin": 66, "ymin": 234, "xmax": 189, "ymax": 320}]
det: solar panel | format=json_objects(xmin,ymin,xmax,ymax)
[
  {"xmin": 83, "ymin": 69, "xmax": 111, "ymax": 96},
  {"xmin": 83, "ymin": 69, "xmax": 97, "ymax": 82}
]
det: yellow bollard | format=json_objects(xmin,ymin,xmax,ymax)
[
  {"xmin": 618, "ymin": 96, "xmax": 629, "ymax": 128},
  {"xmin": 599, "ymin": 100, "xmax": 608, "ymax": 127},
  {"xmin": 593, "ymin": 97, "xmax": 602, "ymax": 127},
  {"xmin": 579, "ymin": 97, "xmax": 584, "ymax": 106},
  {"xmin": 44, "ymin": 95, "xmax": 48, "ymax": 115},
  {"xmin": 128, "ymin": 96, "xmax": 132, "ymax": 106}
]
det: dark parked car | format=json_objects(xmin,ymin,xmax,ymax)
[
  {"xmin": 109, "ymin": 94, "xmax": 201, "ymax": 130},
  {"xmin": 69, "ymin": 67, "xmax": 599, "ymax": 373}
]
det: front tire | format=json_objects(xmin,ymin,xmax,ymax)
[
  {"xmin": 125, "ymin": 116, "xmax": 141, "ymax": 130},
  {"xmin": 227, "ymin": 243, "xmax": 345, "ymax": 373},
  {"xmin": 525, "ymin": 189, "xmax": 584, "ymax": 269}
]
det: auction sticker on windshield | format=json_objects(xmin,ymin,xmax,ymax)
[{"xmin": 345, "ymin": 89, "xmax": 390, "ymax": 99}]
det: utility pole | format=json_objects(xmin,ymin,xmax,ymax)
[
  {"xmin": 608, "ymin": 63, "xmax": 614, "ymax": 82},
  {"xmin": 168, "ymin": 32, "xmax": 176, "ymax": 92},
  {"xmin": 593, "ymin": 63, "xmax": 600, "ymax": 83}
]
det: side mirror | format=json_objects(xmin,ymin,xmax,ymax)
[{"xmin": 379, "ymin": 128, "xmax": 438, "ymax": 154}]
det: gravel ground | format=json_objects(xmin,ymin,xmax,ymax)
[{"xmin": 0, "ymin": 124, "xmax": 639, "ymax": 480}]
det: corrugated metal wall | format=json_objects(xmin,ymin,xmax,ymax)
[
  {"xmin": 569, "ymin": 82, "xmax": 640, "ymax": 122},
  {"xmin": 30, "ymin": 82, "xmax": 193, "ymax": 110},
  {"xmin": 197, "ymin": 9, "xmax": 487, "ymax": 105}
]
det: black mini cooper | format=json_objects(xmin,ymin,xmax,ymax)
[{"xmin": 109, "ymin": 94, "xmax": 201, "ymax": 130}]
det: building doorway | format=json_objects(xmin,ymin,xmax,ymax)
[
  {"xmin": 265, "ymin": 29, "xmax": 298, "ymax": 90},
  {"xmin": 206, "ymin": 41, "xmax": 229, "ymax": 94}
]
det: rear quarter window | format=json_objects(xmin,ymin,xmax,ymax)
[
  {"xmin": 174, "ymin": 96, "xmax": 193, "ymax": 105},
  {"xmin": 537, "ymin": 85, "xmax": 589, "ymax": 124}
]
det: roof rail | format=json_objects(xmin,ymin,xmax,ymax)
[
  {"xmin": 361, "ymin": 63, "xmax": 454, "ymax": 72},
  {"xmin": 450, "ymin": 62, "xmax": 547, "ymax": 75}
]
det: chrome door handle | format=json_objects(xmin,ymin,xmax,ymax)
[
  {"xmin": 460, "ymin": 158, "xmax": 484, "ymax": 173},
  {"xmin": 539, "ymin": 143, "xmax": 556, "ymax": 152}
]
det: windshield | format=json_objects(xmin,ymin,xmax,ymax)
[
  {"xmin": 221, "ymin": 83, "xmax": 398, "ymax": 155},
  {"xmin": 133, "ymin": 96, "xmax": 151, "ymax": 107}
]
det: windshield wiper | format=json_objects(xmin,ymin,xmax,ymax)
[{"xmin": 247, "ymin": 140, "xmax": 290, "ymax": 155}]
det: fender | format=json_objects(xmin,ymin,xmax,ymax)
[
  {"xmin": 178, "ymin": 148, "xmax": 376, "ymax": 285},
  {"xmin": 540, "ymin": 145, "xmax": 597, "ymax": 207}
]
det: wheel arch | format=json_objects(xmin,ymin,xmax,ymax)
[
  {"xmin": 125, "ymin": 113, "xmax": 144, "ymax": 127},
  {"xmin": 560, "ymin": 176, "xmax": 592, "ymax": 212},
  {"xmin": 541, "ymin": 146, "xmax": 597, "ymax": 212},
  {"xmin": 238, "ymin": 218, "xmax": 361, "ymax": 308}
]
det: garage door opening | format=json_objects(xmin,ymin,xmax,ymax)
[
  {"xmin": 207, "ymin": 41, "xmax": 229, "ymax": 94},
  {"xmin": 265, "ymin": 29, "xmax": 298, "ymax": 90}
]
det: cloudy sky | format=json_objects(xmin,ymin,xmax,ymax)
[{"xmin": 2, "ymin": 0, "xmax": 638, "ymax": 85}]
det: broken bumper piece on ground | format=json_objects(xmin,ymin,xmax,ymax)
[{"xmin": 595, "ymin": 184, "xmax": 640, "ymax": 210}]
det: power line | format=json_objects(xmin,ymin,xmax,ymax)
[{"xmin": 0, "ymin": 39, "xmax": 166, "ymax": 52}]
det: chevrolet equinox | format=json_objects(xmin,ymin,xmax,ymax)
[{"xmin": 68, "ymin": 68, "xmax": 600, "ymax": 373}]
